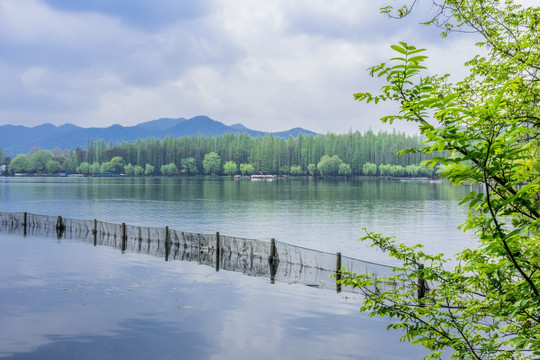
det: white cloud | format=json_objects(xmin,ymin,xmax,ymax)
[{"xmin": 0, "ymin": 0, "xmax": 487, "ymax": 134}]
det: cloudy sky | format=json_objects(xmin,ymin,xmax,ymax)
[{"xmin": 0, "ymin": 0, "xmax": 495, "ymax": 134}]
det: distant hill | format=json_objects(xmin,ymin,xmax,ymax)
[{"xmin": 0, "ymin": 115, "xmax": 320, "ymax": 156}]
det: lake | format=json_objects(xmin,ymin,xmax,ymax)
[
  {"xmin": 0, "ymin": 177, "xmax": 476, "ymax": 264},
  {"xmin": 0, "ymin": 177, "xmax": 475, "ymax": 359}
]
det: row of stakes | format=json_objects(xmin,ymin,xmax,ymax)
[
  {"xmin": 19, "ymin": 212, "xmax": 348, "ymax": 292},
  {"xmin": 19, "ymin": 212, "xmax": 427, "ymax": 297}
]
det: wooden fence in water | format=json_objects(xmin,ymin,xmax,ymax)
[{"xmin": 0, "ymin": 211, "xmax": 397, "ymax": 294}]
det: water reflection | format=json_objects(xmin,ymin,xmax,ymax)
[
  {"xmin": 15, "ymin": 319, "xmax": 213, "ymax": 360},
  {"xmin": 0, "ymin": 233, "xmax": 428, "ymax": 359},
  {"xmin": 0, "ymin": 177, "xmax": 477, "ymax": 265},
  {"xmin": 1, "ymin": 212, "xmax": 394, "ymax": 294}
]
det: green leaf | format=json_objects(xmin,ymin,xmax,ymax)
[
  {"xmin": 350, "ymin": 3, "xmax": 540, "ymax": 356},
  {"xmin": 391, "ymin": 44, "xmax": 408, "ymax": 54}
]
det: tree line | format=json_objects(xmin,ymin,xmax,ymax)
[{"xmin": 1, "ymin": 130, "xmax": 443, "ymax": 177}]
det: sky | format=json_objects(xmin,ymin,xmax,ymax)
[{"xmin": 0, "ymin": 0, "xmax": 518, "ymax": 134}]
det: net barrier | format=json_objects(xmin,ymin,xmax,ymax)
[{"xmin": 0, "ymin": 211, "xmax": 400, "ymax": 294}]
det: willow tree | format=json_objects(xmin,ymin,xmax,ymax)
[
  {"xmin": 339, "ymin": 1, "xmax": 540, "ymax": 359},
  {"xmin": 202, "ymin": 152, "xmax": 221, "ymax": 175},
  {"xmin": 223, "ymin": 160, "xmax": 238, "ymax": 176}
]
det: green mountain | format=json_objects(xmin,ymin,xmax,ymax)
[{"xmin": 0, "ymin": 116, "xmax": 319, "ymax": 156}]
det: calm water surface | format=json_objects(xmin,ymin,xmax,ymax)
[
  {"xmin": 0, "ymin": 232, "xmax": 428, "ymax": 360},
  {"xmin": 0, "ymin": 177, "xmax": 476, "ymax": 265},
  {"xmin": 0, "ymin": 177, "xmax": 473, "ymax": 359}
]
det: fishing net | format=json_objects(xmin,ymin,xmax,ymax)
[{"xmin": 0, "ymin": 211, "xmax": 397, "ymax": 294}]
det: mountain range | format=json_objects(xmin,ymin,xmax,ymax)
[{"xmin": 0, "ymin": 116, "xmax": 319, "ymax": 156}]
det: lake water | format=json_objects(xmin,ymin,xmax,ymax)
[
  {"xmin": 0, "ymin": 177, "xmax": 476, "ymax": 265},
  {"xmin": 0, "ymin": 232, "xmax": 431, "ymax": 360},
  {"xmin": 0, "ymin": 177, "xmax": 475, "ymax": 359}
]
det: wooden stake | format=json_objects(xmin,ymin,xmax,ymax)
[
  {"xmin": 165, "ymin": 226, "xmax": 170, "ymax": 261},
  {"xmin": 215, "ymin": 232, "xmax": 220, "ymax": 271},
  {"xmin": 418, "ymin": 264, "xmax": 426, "ymax": 300},
  {"xmin": 121, "ymin": 223, "xmax": 127, "ymax": 251},
  {"xmin": 56, "ymin": 215, "xmax": 66, "ymax": 239},
  {"xmin": 268, "ymin": 238, "xmax": 278, "ymax": 264},
  {"xmin": 336, "ymin": 252, "xmax": 342, "ymax": 293},
  {"xmin": 56, "ymin": 215, "xmax": 66, "ymax": 231},
  {"xmin": 268, "ymin": 239, "xmax": 279, "ymax": 284},
  {"xmin": 93, "ymin": 219, "xmax": 97, "ymax": 246}
]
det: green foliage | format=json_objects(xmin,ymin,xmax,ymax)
[
  {"xmin": 29, "ymin": 150, "xmax": 53, "ymax": 173},
  {"xmin": 160, "ymin": 162, "xmax": 178, "ymax": 176},
  {"xmin": 341, "ymin": 2, "xmax": 540, "ymax": 359},
  {"xmin": 290, "ymin": 165, "xmax": 303, "ymax": 176},
  {"xmin": 203, "ymin": 152, "xmax": 221, "ymax": 175},
  {"xmin": 338, "ymin": 163, "xmax": 352, "ymax": 176},
  {"xmin": 144, "ymin": 164, "xmax": 155, "ymax": 176},
  {"xmin": 180, "ymin": 157, "xmax": 198, "ymax": 175},
  {"xmin": 77, "ymin": 162, "xmax": 91, "ymax": 175},
  {"xmin": 379, "ymin": 164, "xmax": 406, "ymax": 177},
  {"xmin": 109, "ymin": 156, "xmax": 125, "ymax": 174},
  {"xmin": 317, "ymin": 155, "xmax": 343, "ymax": 176},
  {"xmin": 6, "ymin": 129, "xmax": 440, "ymax": 177},
  {"xmin": 100, "ymin": 161, "xmax": 112, "ymax": 173},
  {"xmin": 133, "ymin": 165, "xmax": 144, "ymax": 177},
  {"xmin": 239, "ymin": 163, "xmax": 255, "ymax": 175},
  {"xmin": 45, "ymin": 160, "xmax": 61, "ymax": 174},
  {"xmin": 405, "ymin": 163, "xmax": 434, "ymax": 178},
  {"xmin": 223, "ymin": 161, "xmax": 238, "ymax": 176},
  {"xmin": 124, "ymin": 163, "xmax": 134, "ymax": 176},
  {"xmin": 307, "ymin": 163, "xmax": 317, "ymax": 176},
  {"xmin": 65, "ymin": 131, "xmax": 434, "ymax": 176},
  {"xmin": 62, "ymin": 150, "xmax": 78, "ymax": 173},
  {"xmin": 363, "ymin": 162, "xmax": 377, "ymax": 176},
  {"xmin": 90, "ymin": 161, "xmax": 101, "ymax": 175},
  {"xmin": 8, "ymin": 154, "xmax": 29, "ymax": 174}
]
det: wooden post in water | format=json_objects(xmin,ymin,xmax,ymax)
[
  {"xmin": 93, "ymin": 219, "xmax": 97, "ymax": 246},
  {"xmin": 56, "ymin": 216, "xmax": 66, "ymax": 231},
  {"xmin": 215, "ymin": 232, "xmax": 220, "ymax": 272},
  {"xmin": 268, "ymin": 238, "xmax": 278, "ymax": 284},
  {"xmin": 336, "ymin": 252, "xmax": 342, "ymax": 293},
  {"xmin": 23, "ymin": 212, "xmax": 27, "ymax": 235},
  {"xmin": 418, "ymin": 264, "xmax": 426, "ymax": 301},
  {"xmin": 121, "ymin": 222, "xmax": 127, "ymax": 251},
  {"xmin": 56, "ymin": 215, "xmax": 66, "ymax": 238},
  {"xmin": 268, "ymin": 238, "xmax": 278, "ymax": 264},
  {"xmin": 165, "ymin": 226, "xmax": 170, "ymax": 261}
]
